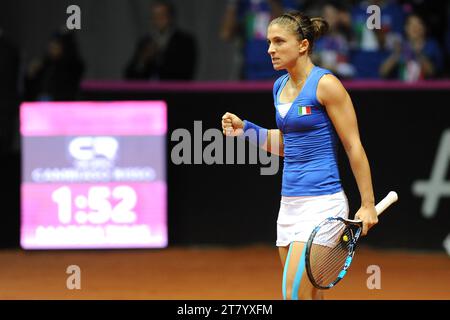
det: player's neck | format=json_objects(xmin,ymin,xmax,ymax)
[{"xmin": 288, "ymin": 59, "xmax": 314, "ymax": 89}]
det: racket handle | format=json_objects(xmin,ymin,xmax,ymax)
[{"xmin": 375, "ymin": 191, "xmax": 398, "ymax": 216}]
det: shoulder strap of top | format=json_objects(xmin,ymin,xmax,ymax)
[
  {"xmin": 306, "ymin": 67, "xmax": 333, "ymax": 106},
  {"xmin": 272, "ymin": 74, "xmax": 289, "ymax": 106}
]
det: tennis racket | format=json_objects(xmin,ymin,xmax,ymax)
[{"xmin": 305, "ymin": 191, "xmax": 398, "ymax": 290}]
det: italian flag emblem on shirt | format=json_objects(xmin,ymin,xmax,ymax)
[{"xmin": 298, "ymin": 106, "xmax": 312, "ymax": 116}]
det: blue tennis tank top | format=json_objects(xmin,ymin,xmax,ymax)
[{"xmin": 273, "ymin": 66, "xmax": 342, "ymax": 196}]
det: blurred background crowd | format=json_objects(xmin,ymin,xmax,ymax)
[
  {"xmin": 0, "ymin": 0, "xmax": 449, "ymax": 153},
  {"xmin": 221, "ymin": 0, "xmax": 449, "ymax": 81},
  {"xmin": 1, "ymin": 0, "xmax": 449, "ymax": 98}
]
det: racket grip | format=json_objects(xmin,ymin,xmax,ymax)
[{"xmin": 375, "ymin": 191, "xmax": 398, "ymax": 216}]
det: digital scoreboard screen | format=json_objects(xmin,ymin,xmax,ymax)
[{"xmin": 20, "ymin": 101, "xmax": 167, "ymax": 249}]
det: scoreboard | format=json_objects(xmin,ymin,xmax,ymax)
[{"xmin": 20, "ymin": 101, "xmax": 167, "ymax": 249}]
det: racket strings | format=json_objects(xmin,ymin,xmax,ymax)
[
  {"xmin": 312, "ymin": 243, "xmax": 349, "ymax": 284},
  {"xmin": 314, "ymin": 227, "xmax": 355, "ymax": 268},
  {"xmin": 308, "ymin": 222, "xmax": 355, "ymax": 287},
  {"xmin": 311, "ymin": 243, "xmax": 348, "ymax": 284}
]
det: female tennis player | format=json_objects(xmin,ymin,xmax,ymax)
[{"xmin": 221, "ymin": 11, "xmax": 378, "ymax": 300}]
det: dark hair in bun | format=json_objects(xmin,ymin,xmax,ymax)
[{"xmin": 270, "ymin": 11, "xmax": 329, "ymax": 53}]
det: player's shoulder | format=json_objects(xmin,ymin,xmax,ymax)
[
  {"xmin": 318, "ymin": 72, "xmax": 345, "ymax": 92},
  {"xmin": 317, "ymin": 73, "xmax": 348, "ymax": 105}
]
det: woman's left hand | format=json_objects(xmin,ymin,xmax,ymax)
[{"xmin": 354, "ymin": 205, "xmax": 378, "ymax": 236}]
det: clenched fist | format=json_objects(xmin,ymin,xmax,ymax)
[{"xmin": 221, "ymin": 112, "xmax": 244, "ymax": 136}]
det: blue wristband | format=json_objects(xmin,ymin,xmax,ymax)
[{"xmin": 242, "ymin": 120, "xmax": 268, "ymax": 146}]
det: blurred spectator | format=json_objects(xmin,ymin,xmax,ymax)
[
  {"xmin": 398, "ymin": 0, "xmax": 448, "ymax": 51},
  {"xmin": 220, "ymin": 0, "xmax": 297, "ymax": 80},
  {"xmin": 348, "ymin": 0, "xmax": 408, "ymax": 79},
  {"xmin": 351, "ymin": 0, "xmax": 406, "ymax": 52},
  {"xmin": 311, "ymin": 2, "xmax": 355, "ymax": 79},
  {"xmin": 0, "ymin": 28, "xmax": 20, "ymax": 155},
  {"xmin": 125, "ymin": 0, "xmax": 197, "ymax": 80},
  {"xmin": 24, "ymin": 30, "xmax": 84, "ymax": 101},
  {"xmin": 379, "ymin": 14, "xmax": 443, "ymax": 81}
]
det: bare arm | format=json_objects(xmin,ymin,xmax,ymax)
[
  {"xmin": 380, "ymin": 40, "xmax": 401, "ymax": 78},
  {"xmin": 262, "ymin": 129, "xmax": 284, "ymax": 156},
  {"xmin": 417, "ymin": 53, "xmax": 435, "ymax": 77},
  {"xmin": 379, "ymin": 52, "xmax": 401, "ymax": 78},
  {"xmin": 317, "ymin": 75, "xmax": 377, "ymax": 235},
  {"xmin": 221, "ymin": 113, "xmax": 284, "ymax": 156}
]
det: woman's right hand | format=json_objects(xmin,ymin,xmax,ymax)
[{"xmin": 221, "ymin": 112, "xmax": 244, "ymax": 136}]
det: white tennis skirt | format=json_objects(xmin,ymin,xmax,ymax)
[{"xmin": 276, "ymin": 190, "xmax": 349, "ymax": 247}]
